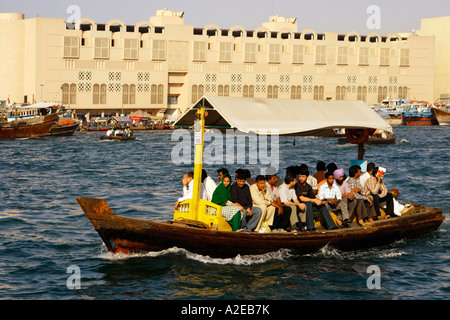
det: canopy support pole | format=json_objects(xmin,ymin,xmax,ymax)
[{"xmin": 358, "ymin": 143, "xmax": 365, "ymax": 160}]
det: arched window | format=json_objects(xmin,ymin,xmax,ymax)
[
  {"xmin": 157, "ymin": 84, "xmax": 164, "ymax": 104},
  {"xmin": 93, "ymin": 84, "xmax": 99, "ymax": 104},
  {"xmin": 100, "ymin": 84, "xmax": 107, "ymax": 104},
  {"xmin": 69, "ymin": 84, "xmax": 77, "ymax": 104},
  {"xmin": 62, "ymin": 83, "xmax": 69, "ymax": 104}
]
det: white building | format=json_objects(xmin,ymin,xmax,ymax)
[{"xmin": 0, "ymin": 9, "xmax": 440, "ymax": 121}]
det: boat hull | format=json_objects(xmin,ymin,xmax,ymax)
[
  {"xmin": 49, "ymin": 122, "xmax": 80, "ymax": 136},
  {"xmin": 403, "ymin": 115, "xmax": 438, "ymax": 126},
  {"xmin": 77, "ymin": 197, "xmax": 445, "ymax": 258},
  {"xmin": 99, "ymin": 134, "xmax": 136, "ymax": 141},
  {"xmin": 0, "ymin": 113, "xmax": 59, "ymax": 139},
  {"xmin": 431, "ymin": 107, "xmax": 450, "ymax": 125}
]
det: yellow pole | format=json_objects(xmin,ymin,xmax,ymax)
[{"xmin": 191, "ymin": 107, "xmax": 205, "ymax": 220}]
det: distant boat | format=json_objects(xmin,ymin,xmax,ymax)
[
  {"xmin": 338, "ymin": 130, "xmax": 396, "ymax": 145},
  {"xmin": 99, "ymin": 133, "xmax": 136, "ymax": 141},
  {"xmin": 401, "ymin": 100, "xmax": 438, "ymax": 126},
  {"xmin": 49, "ymin": 117, "xmax": 80, "ymax": 136},
  {"xmin": 430, "ymin": 105, "xmax": 450, "ymax": 125},
  {"xmin": 0, "ymin": 103, "xmax": 62, "ymax": 139}
]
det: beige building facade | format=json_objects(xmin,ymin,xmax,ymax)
[{"xmin": 0, "ymin": 9, "xmax": 443, "ymax": 120}]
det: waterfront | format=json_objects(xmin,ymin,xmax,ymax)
[{"xmin": 0, "ymin": 126, "xmax": 448, "ymax": 300}]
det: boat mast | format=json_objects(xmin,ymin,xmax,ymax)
[{"xmin": 191, "ymin": 106, "xmax": 206, "ymax": 220}]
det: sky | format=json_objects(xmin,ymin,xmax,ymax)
[{"xmin": 1, "ymin": 0, "xmax": 450, "ymax": 34}]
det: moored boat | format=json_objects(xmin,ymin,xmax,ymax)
[
  {"xmin": 0, "ymin": 103, "xmax": 62, "ymax": 139},
  {"xmin": 338, "ymin": 130, "xmax": 396, "ymax": 145},
  {"xmin": 431, "ymin": 105, "xmax": 450, "ymax": 125},
  {"xmin": 49, "ymin": 117, "xmax": 80, "ymax": 136}
]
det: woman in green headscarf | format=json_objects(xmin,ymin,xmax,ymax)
[{"xmin": 211, "ymin": 174, "xmax": 242, "ymax": 231}]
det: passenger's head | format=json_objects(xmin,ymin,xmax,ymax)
[
  {"xmin": 235, "ymin": 168, "xmax": 245, "ymax": 180},
  {"xmin": 325, "ymin": 172, "xmax": 334, "ymax": 185},
  {"xmin": 265, "ymin": 174, "xmax": 277, "ymax": 186},
  {"xmin": 217, "ymin": 168, "xmax": 229, "ymax": 182},
  {"xmin": 201, "ymin": 169, "xmax": 207, "ymax": 182},
  {"xmin": 235, "ymin": 171, "xmax": 247, "ymax": 187},
  {"xmin": 222, "ymin": 174, "xmax": 232, "ymax": 188},
  {"xmin": 284, "ymin": 175, "xmax": 296, "ymax": 186},
  {"xmin": 367, "ymin": 162, "xmax": 376, "ymax": 173},
  {"xmin": 255, "ymin": 175, "xmax": 266, "ymax": 190},
  {"xmin": 316, "ymin": 161, "xmax": 326, "ymax": 172},
  {"xmin": 243, "ymin": 169, "xmax": 251, "ymax": 179},
  {"xmin": 327, "ymin": 162, "xmax": 338, "ymax": 174},
  {"xmin": 349, "ymin": 165, "xmax": 362, "ymax": 178}
]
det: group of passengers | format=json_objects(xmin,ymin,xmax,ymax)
[
  {"xmin": 174, "ymin": 160, "xmax": 398, "ymax": 233},
  {"xmin": 106, "ymin": 125, "xmax": 133, "ymax": 137}
]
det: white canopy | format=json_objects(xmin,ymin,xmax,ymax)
[{"xmin": 174, "ymin": 96, "xmax": 393, "ymax": 136}]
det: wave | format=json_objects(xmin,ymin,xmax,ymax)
[{"xmin": 98, "ymin": 246, "xmax": 295, "ymax": 265}]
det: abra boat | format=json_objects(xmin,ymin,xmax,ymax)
[
  {"xmin": 431, "ymin": 105, "xmax": 450, "ymax": 125},
  {"xmin": 77, "ymin": 97, "xmax": 445, "ymax": 258},
  {"xmin": 0, "ymin": 103, "xmax": 62, "ymax": 139},
  {"xmin": 338, "ymin": 130, "xmax": 396, "ymax": 145},
  {"xmin": 99, "ymin": 133, "xmax": 136, "ymax": 141}
]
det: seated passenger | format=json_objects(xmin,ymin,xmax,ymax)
[
  {"xmin": 317, "ymin": 171, "xmax": 350, "ymax": 228},
  {"xmin": 211, "ymin": 174, "xmax": 242, "ymax": 231},
  {"xmin": 230, "ymin": 171, "xmax": 262, "ymax": 232},
  {"xmin": 250, "ymin": 175, "xmax": 277, "ymax": 232},
  {"xmin": 333, "ymin": 168, "xmax": 353, "ymax": 228},
  {"xmin": 266, "ymin": 172, "xmax": 292, "ymax": 232},
  {"xmin": 313, "ymin": 161, "xmax": 326, "ymax": 184},
  {"xmin": 364, "ymin": 165, "xmax": 395, "ymax": 219},
  {"xmin": 347, "ymin": 165, "xmax": 376, "ymax": 225},
  {"xmin": 174, "ymin": 171, "xmax": 206, "ymax": 210},
  {"xmin": 295, "ymin": 166, "xmax": 339, "ymax": 231},
  {"xmin": 278, "ymin": 175, "xmax": 309, "ymax": 231},
  {"xmin": 216, "ymin": 168, "xmax": 229, "ymax": 184},
  {"xmin": 201, "ymin": 169, "xmax": 217, "ymax": 201}
]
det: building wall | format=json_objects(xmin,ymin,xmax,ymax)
[
  {"xmin": 0, "ymin": 10, "xmax": 436, "ymax": 119},
  {"xmin": 418, "ymin": 16, "xmax": 450, "ymax": 103}
]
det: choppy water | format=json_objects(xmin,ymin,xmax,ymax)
[{"xmin": 0, "ymin": 126, "xmax": 448, "ymax": 301}]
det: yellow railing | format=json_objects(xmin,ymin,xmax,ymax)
[{"xmin": 174, "ymin": 199, "xmax": 232, "ymax": 231}]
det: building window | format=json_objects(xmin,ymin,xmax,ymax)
[
  {"xmin": 93, "ymin": 84, "xmax": 99, "ymax": 104},
  {"xmin": 269, "ymin": 44, "xmax": 280, "ymax": 63},
  {"xmin": 218, "ymin": 85, "xmax": 230, "ymax": 96},
  {"xmin": 337, "ymin": 47, "xmax": 348, "ymax": 65},
  {"xmin": 291, "ymin": 85, "xmax": 301, "ymax": 99},
  {"xmin": 292, "ymin": 45, "xmax": 304, "ymax": 64},
  {"xmin": 400, "ymin": 49, "xmax": 410, "ymax": 66},
  {"xmin": 357, "ymin": 86, "xmax": 367, "ymax": 102},
  {"xmin": 124, "ymin": 39, "xmax": 139, "ymax": 60},
  {"xmin": 94, "ymin": 38, "xmax": 110, "ymax": 59},
  {"xmin": 219, "ymin": 42, "xmax": 232, "ymax": 62},
  {"xmin": 69, "ymin": 84, "xmax": 77, "ymax": 104},
  {"xmin": 359, "ymin": 47, "xmax": 369, "ymax": 65},
  {"xmin": 243, "ymin": 85, "xmax": 255, "ymax": 98},
  {"xmin": 315, "ymin": 46, "xmax": 326, "ymax": 65},
  {"xmin": 62, "ymin": 84, "xmax": 69, "ymax": 104},
  {"xmin": 336, "ymin": 86, "xmax": 346, "ymax": 100},
  {"xmin": 380, "ymin": 48, "xmax": 390, "ymax": 66},
  {"xmin": 158, "ymin": 84, "xmax": 164, "ymax": 104},
  {"xmin": 245, "ymin": 43, "xmax": 257, "ymax": 63},
  {"xmin": 378, "ymin": 86, "xmax": 388, "ymax": 102},
  {"xmin": 192, "ymin": 84, "xmax": 204, "ymax": 103},
  {"xmin": 64, "ymin": 37, "xmax": 79, "ymax": 58},
  {"xmin": 267, "ymin": 85, "xmax": 278, "ymax": 99},
  {"xmin": 398, "ymin": 86, "xmax": 408, "ymax": 99},
  {"xmin": 314, "ymin": 86, "xmax": 324, "ymax": 100},
  {"xmin": 152, "ymin": 40, "xmax": 166, "ymax": 60},
  {"xmin": 193, "ymin": 42, "xmax": 207, "ymax": 61},
  {"xmin": 122, "ymin": 84, "xmax": 136, "ymax": 104}
]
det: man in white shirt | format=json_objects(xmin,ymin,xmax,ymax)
[
  {"xmin": 278, "ymin": 175, "xmax": 308, "ymax": 231},
  {"xmin": 359, "ymin": 162, "xmax": 375, "ymax": 188},
  {"xmin": 174, "ymin": 171, "xmax": 206, "ymax": 210},
  {"xmin": 201, "ymin": 169, "xmax": 217, "ymax": 202},
  {"xmin": 266, "ymin": 173, "xmax": 291, "ymax": 231},
  {"xmin": 317, "ymin": 171, "xmax": 349, "ymax": 228}
]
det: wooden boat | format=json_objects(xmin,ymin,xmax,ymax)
[
  {"xmin": 99, "ymin": 133, "xmax": 136, "ymax": 141},
  {"xmin": 77, "ymin": 97, "xmax": 445, "ymax": 258},
  {"xmin": 49, "ymin": 118, "xmax": 80, "ymax": 136},
  {"xmin": 0, "ymin": 104, "xmax": 61, "ymax": 139},
  {"xmin": 431, "ymin": 106, "xmax": 450, "ymax": 125},
  {"xmin": 77, "ymin": 197, "xmax": 444, "ymax": 258}
]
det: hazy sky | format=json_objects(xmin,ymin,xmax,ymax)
[{"xmin": 1, "ymin": 0, "xmax": 449, "ymax": 34}]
